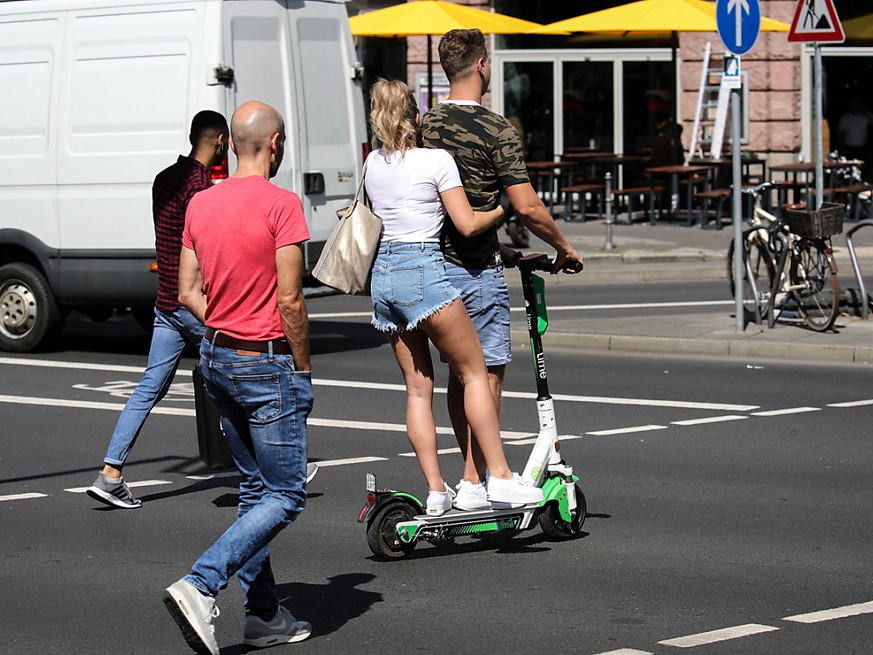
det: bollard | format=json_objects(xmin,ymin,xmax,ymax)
[{"xmin": 603, "ymin": 172, "xmax": 615, "ymax": 251}]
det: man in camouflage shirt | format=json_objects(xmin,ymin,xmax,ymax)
[{"xmin": 421, "ymin": 28, "xmax": 583, "ymax": 511}]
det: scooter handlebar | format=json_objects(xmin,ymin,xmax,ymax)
[{"xmin": 515, "ymin": 252, "xmax": 584, "ymax": 274}]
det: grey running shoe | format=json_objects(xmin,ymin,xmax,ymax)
[
  {"xmin": 86, "ymin": 472, "xmax": 142, "ymax": 509},
  {"xmin": 163, "ymin": 579, "xmax": 220, "ymax": 655},
  {"xmin": 305, "ymin": 462, "xmax": 318, "ymax": 485},
  {"xmin": 244, "ymin": 605, "xmax": 311, "ymax": 648}
]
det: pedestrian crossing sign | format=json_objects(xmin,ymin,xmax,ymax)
[{"xmin": 788, "ymin": 0, "xmax": 844, "ymax": 43}]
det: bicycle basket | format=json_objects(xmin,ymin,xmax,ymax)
[{"xmin": 782, "ymin": 202, "xmax": 845, "ymax": 239}]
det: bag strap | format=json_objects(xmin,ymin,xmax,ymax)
[{"xmin": 352, "ymin": 159, "xmax": 368, "ymax": 206}]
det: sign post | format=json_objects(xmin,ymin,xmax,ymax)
[
  {"xmin": 717, "ymin": 0, "xmax": 760, "ymax": 332},
  {"xmin": 788, "ymin": 0, "xmax": 845, "ymax": 210}
]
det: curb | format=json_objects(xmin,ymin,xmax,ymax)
[{"xmin": 510, "ymin": 326, "xmax": 873, "ymax": 365}]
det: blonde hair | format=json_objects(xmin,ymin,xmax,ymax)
[{"xmin": 369, "ymin": 79, "xmax": 419, "ymax": 155}]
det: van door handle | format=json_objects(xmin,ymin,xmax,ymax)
[{"xmin": 303, "ymin": 172, "xmax": 325, "ymax": 195}]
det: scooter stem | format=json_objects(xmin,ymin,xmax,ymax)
[{"xmin": 518, "ymin": 254, "xmax": 561, "ymax": 487}]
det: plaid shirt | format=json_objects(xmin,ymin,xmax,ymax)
[{"xmin": 152, "ymin": 156, "xmax": 211, "ymax": 311}]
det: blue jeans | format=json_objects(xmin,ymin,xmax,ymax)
[
  {"xmin": 103, "ymin": 307, "xmax": 205, "ymax": 466},
  {"xmin": 443, "ymin": 262, "xmax": 512, "ymax": 366},
  {"xmin": 184, "ymin": 338, "xmax": 313, "ymax": 619}
]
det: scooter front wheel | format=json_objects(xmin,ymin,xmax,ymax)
[
  {"xmin": 539, "ymin": 484, "xmax": 586, "ymax": 540},
  {"xmin": 366, "ymin": 501, "xmax": 417, "ymax": 560}
]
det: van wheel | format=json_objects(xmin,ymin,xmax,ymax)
[{"xmin": 0, "ymin": 263, "xmax": 63, "ymax": 352}]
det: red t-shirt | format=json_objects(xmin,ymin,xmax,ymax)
[{"xmin": 182, "ymin": 176, "xmax": 309, "ymax": 341}]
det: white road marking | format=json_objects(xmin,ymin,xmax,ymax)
[
  {"xmin": 671, "ymin": 415, "xmax": 749, "ymax": 426},
  {"xmin": 310, "ymin": 300, "xmax": 733, "ymax": 318},
  {"xmin": 313, "ymin": 456, "xmax": 388, "ymax": 467},
  {"xmin": 399, "ymin": 447, "xmax": 461, "ymax": 458},
  {"xmin": 586, "ymin": 425, "xmax": 668, "ymax": 436},
  {"xmin": 64, "ymin": 480, "xmax": 172, "ymax": 494},
  {"xmin": 187, "ymin": 471, "xmax": 238, "ymax": 480},
  {"xmin": 827, "ymin": 399, "xmax": 873, "ymax": 408},
  {"xmin": 783, "ymin": 600, "xmax": 873, "ymax": 623},
  {"xmin": 657, "ymin": 623, "xmax": 780, "ymax": 647},
  {"xmin": 0, "ymin": 393, "xmax": 540, "ymax": 440},
  {"xmin": 0, "ymin": 358, "xmax": 759, "ymax": 412},
  {"xmin": 751, "ymin": 407, "xmax": 821, "ymax": 417},
  {"xmin": 0, "ymin": 492, "xmax": 48, "ymax": 502},
  {"xmin": 506, "ymin": 434, "xmax": 581, "ymax": 446},
  {"xmin": 0, "ymin": 356, "xmax": 178, "ymax": 375}
]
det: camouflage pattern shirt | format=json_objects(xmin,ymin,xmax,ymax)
[{"xmin": 421, "ymin": 101, "xmax": 529, "ymax": 269}]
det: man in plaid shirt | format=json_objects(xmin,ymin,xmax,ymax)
[{"xmin": 86, "ymin": 110, "xmax": 228, "ymax": 509}]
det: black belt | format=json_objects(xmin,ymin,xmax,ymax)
[{"xmin": 204, "ymin": 327, "xmax": 292, "ymax": 354}]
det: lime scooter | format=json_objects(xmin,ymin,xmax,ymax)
[{"xmin": 358, "ymin": 253, "xmax": 587, "ymax": 559}]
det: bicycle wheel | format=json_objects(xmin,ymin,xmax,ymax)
[
  {"xmin": 791, "ymin": 239, "xmax": 840, "ymax": 332},
  {"xmin": 727, "ymin": 235, "xmax": 775, "ymax": 324}
]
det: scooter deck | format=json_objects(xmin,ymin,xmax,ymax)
[{"xmin": 396, "ymin": 503, "xmax": 542, "ymax": 544}]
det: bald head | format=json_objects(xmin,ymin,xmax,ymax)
[{"xmin": 230, "ymin": 101, "xmax": 286, "ymax": 178}]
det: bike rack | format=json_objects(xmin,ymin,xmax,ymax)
[{"xmin": 845, "ymin": 220, "xmax": 873, "ymax": 320}]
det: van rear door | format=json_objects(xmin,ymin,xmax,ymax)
[{"xmin": 224, "ymin": 0, "xmax": 366, "ymax": 268}]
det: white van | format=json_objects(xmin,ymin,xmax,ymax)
[{"xmin": 0, "ymin": 0, "xmax": 367, "ymax": 352}]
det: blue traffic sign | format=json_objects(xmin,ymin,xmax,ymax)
[{"xmin": 716, "ymin": 0, "xmax": 761, "ymax": 56}]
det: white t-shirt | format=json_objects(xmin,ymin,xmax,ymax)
[{"xmin": 364, "ymin": 148, "xmax": 462, "ymax": 242}]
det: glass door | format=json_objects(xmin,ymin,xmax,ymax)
[
  {"xmin": 502, "ymin": 61, "xmax": 554, "ymax": 161},
  {"xmin": 562, "ymin": 61, "xmax": 614, "ymax": 154}
]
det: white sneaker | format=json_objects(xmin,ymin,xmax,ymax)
[
  {"xmin": 453, "ymin": 480, "xmax": 491, "ymax": 511},
  {"xmin": 426, "ymin": 483, "xmax": 455, "ymax": 516},
  {"xmin": 486, "ymin": 473, "xmax": 544, "ymax": 505},
  {"xmin": 163, "ymin": 579, "xmax": 220, "ymax": 655},
  {"xmin": 244, "ymin": 605, "xmax": 312, "ymax": 647},
  {"xmin": 305, "ymin": 462, "xmax": 318, "ymax": 485}
]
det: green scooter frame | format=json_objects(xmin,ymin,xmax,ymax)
[{"xmin": 358, "ymin": 254, "xmax": 587, "ymax": 560}]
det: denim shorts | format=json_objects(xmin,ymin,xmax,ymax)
[
  {"xmin": 371, "ymin": 241, "xmax": 460, "ymax": 332},
  {"xmin": 443, "ymin": 261, "xmax": 512, "ymax": 366}
]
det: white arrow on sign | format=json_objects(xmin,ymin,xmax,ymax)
[{"xmin": 727, "ymin": 0, "xmax": 750, "ymax": 48}]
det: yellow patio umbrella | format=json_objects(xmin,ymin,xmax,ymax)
[
  {"xmin": 349, "ymin": 0, "xmax": 542, "ymax": 106},
  {"xmin": 842, "ymin": 13, "xmax": 873, "ymax": 41},
  {"xmin": 529, "ymin": 0, "xmax": 789, "ymax": 35}
]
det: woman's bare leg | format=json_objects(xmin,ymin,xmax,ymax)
[
  {"xmin": 419, "ymin": 300, "xmax": 513, "ymax": 481},
  {"xmin": 388, "ymin": 329, "xmax": 446, "ymax": 492}
]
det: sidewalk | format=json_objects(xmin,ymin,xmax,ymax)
[{"xmin": 508, "ymin": 218, "xmax": 873, "ymax": 365}]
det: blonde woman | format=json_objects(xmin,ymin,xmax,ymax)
[{"xmin": 365, "ymin": 79, "xmax": 543, "ymax": 515}]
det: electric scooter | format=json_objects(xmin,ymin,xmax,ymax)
[{"xmin": 358, "ymin": 253, "xmax": 587, "ymax": 559}]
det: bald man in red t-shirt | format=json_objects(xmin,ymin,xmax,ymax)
[{"xmin": 166, "ymin": 101, "xmax": 313, "ymax": 655}]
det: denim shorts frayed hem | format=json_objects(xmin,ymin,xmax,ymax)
[
  {"xmin": 370, "ymin": 241, "xmax": 461, "ymax": 333},
  {"xmin": 371, "ymin": 294, "xmax": 458, "ymax": 333}
]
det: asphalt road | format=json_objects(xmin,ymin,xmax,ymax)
[{"xmin": 1, "ymin": 286, "xmax": 872, "ymax": 655}]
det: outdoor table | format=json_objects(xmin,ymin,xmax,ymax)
[
  {"xmin": 645, "ymin": 164, "xmax": 715, "ymax": 225},
  {"xmin": 769, "ymin": 162, "xmax": 815, "ymax": 207}
]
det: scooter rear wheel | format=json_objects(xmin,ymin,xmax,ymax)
[
  {"xmin": 539, "ymin": 484, "xmax": 586, "ymax": 540},
  {"xmin": 366, "ymin": 501, "xmax": 417, "ymax": 560}
]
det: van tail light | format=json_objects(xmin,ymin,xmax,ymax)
[
  {"xmin": 361, "ymin": 142, "xmax": 370, "ymax": 161},
  {"xmin": 210, "ymin": 155, "xmax": 229, "ymax": 183}
]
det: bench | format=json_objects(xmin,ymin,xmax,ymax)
[
  {"xmin": 559, "ymin": 183, "xmax": 605, "ymax": 222},
  {"xmin": 612, "ymin": 185, "xmax": 665, "ymax": 224}
]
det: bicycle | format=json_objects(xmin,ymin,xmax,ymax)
[{"xmin": 727, "ymin": 182, "xmax": 843, "ymax": 332}]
